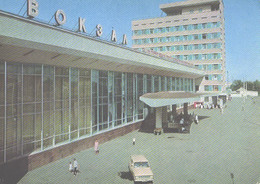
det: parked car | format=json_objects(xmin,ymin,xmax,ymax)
[{"xmin": 128, "ymin": 155, "xmax": 154, "ymax": 183}]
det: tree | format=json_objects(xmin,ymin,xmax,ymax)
[
  {"xmin": 253, "ymin": 80, "xmax": 260, "ymax": 94},
  {"xmin": 230, "ymin": 80, "xmax": 243, "ymax": 91},
  {"xmin": 230, "ymin": 80, "xmax": 260, "ymax": 95},
  {"xmin": 246, "ymin": 81, "xmax": 253, "ymax": 91}
]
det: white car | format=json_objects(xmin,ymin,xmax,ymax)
[{"xmin": 128, "ymin": 155, "xmax": 154, "ymax": 183}]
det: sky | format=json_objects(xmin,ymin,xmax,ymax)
[{"xmin": 0, "ymin": 0, "xmax": 259, "ymax": 82}]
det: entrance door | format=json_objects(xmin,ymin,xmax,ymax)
[{"xmin": 212, "ymin": 96, "xmax": 218, "ymax": 106}]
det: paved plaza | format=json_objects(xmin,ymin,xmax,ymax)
[{"xmin": 18, "ymin": 97, "xmax": 260, "ymax": 184}]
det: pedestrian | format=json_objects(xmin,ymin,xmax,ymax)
[
  {"xmin": 180, "ymin": 118, "xmax": 184, "ymax": 125},
  {"xmin": 73, "ymin": 158, "xmax": 78, "ymax": 176},
  {"xmin": 94, "ymin": 139, "xmax": 99, "ymax": 154},
  {"xmin": 220, "ymin": 106, "xmax": 224, "ymax": 114},
  {"xmin": 133, "ymin": 138, "xmax": 136, "ymax": 145},
  {"xmin": 195, "ymin": 115, "xmax": 199, "ymax": 124},
  {"xmin": 69, "ymin": 161, "xmax": 73, "ymax": 173}
]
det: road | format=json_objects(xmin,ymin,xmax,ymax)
[{"xmin": 18, "ymin": 97, "xmax": 260, "ymax": 184}]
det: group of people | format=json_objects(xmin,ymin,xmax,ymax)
[
  {"xmin": 168, "ymin": 111, "xmax": 199, "ymax": 133},
  {"xmin": 69, "ymin": 158, "xmax": 78, "ymax": 176},
  {"xmin": 169, "ymin": 112, "xmax": 198, "ymax": 125},
  {"xmin": 196, "ymin": 103, "xmax": 224, "ymax": 110},
  {"xmin": 68, "ymin": 139, "xmax": 99, "ymax": 176}
]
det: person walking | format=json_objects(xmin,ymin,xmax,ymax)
[
  {"xmin": 69, "ymin": 161, "xmax": 73, "ymax": 173},
  {"xmin": 195, "ymin": 115, "xmax": 199, "ymax": 124},
  {"xmin": 94, "ymin": 139, "xmax": 99, "ymax": 154},
  {"xmin": 220, "ymin": 106, "xmax": 224, "ymax": 114},
  {"xmin": 132, "ymin": 138, "xmax": 136, "ymax": 145},
  {"xmin": 180, "ymin": 118, "xmax": 184, "ymax": 125},
  {"xmin": 73, "ymin": 158, "xmax": 78, "ymax": 176}
]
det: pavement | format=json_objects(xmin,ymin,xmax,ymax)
[{"xmin": 18, "ymin": 97, "xmax": 260, "ymax": 184}]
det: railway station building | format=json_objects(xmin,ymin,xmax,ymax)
[{"xmin": 0, "ymin": 8, "xmax": 205, "ymax": 171}]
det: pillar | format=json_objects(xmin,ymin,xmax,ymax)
[
  {"xmin": 155, "ymin": 107, "xmax": 162, "ymax": 129},
  {"xmin": 184, "ymin": 103, "xmax": 188, "ymax": 119},
  {"xmin": 162, "ymin": 106, "xmax": 167, "ymax": 129},
  {"xmin": 172, "ymin": 104, "xmax": 177, "ymax": 117}
]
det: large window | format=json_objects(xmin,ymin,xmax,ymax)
[
  {"xmin": 0, "ymin": 62, "xmax": 94, "ymax": 164},
  {"xmin": 137, "ymin": 74, "xmax": 144, "ymax": 120},
  {"xmin": 146, "ymin": 75, "xmax": 152, "ymax": 93},
  {"xmin": 201, "ymin": 44, "xmax": 207, "ymax": 49},
  {"xmin": 126, "ymin": 73, "xmax": 134, "ymax": 123},
  {"xmin": 98, "ymin": 71, "xmax": 108, "ymax": 130},
  {"xmin": 153, "ymin": 76, "xmax": 160, "ymax": 93},
  {"xmin": 78, "ymin": 69, "xmax": 91, "ymax": 136},
  {"xmin": 202, "ymin": 54, "xmax": 207, "ymax": 60},
  {"xmin": 0, "ymin": 61, "xmax": 4, "ymax": 162},
  {"xmin": 0, "ymin": 61, "xmax": 195, "ymax": 164},
  {"xmin": 204, "ymin": 85, "xmax": 209, "ymax": 91},
  {"xmin": 114, "ymin": 72, "xmax": 122, "ymax": 126}
]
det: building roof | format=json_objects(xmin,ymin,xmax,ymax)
[
  {"xmin": 0, "ymin": 10, "xmax": 204, "ymax": 79},
  {"xmin": 160, "ymin": 0, "xmax": 220, "ymax": 15}
]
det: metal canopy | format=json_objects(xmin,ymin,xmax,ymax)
[{"xmin": 139, "ymin": 91, "xmax": 220, "ymax": 107}]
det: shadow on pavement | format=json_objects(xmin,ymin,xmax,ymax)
[
  {"xmin": 0, "ymin": 156, "xmax": 29, "ymax": 184},
  {"xmin": 118, "ymin": 171, "xmax": 133, "ymax": 181},
  {"xmin": 198, "ymin": 116, "xmax": 210, "ymax": 120},
  {"xmin": 138, "ymin": 118, "xmax": 155, "ymax": 134}
]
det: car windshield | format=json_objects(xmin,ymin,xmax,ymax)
[{"xmin": 134, "ymin": 162, "xmax": 149, "ymax": 168}]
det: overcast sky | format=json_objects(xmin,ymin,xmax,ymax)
[{"xmin": 0, "ymin": 0, "xmax": 259, "ymax": 82}]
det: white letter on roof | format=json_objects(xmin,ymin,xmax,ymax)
[
  {"xmin": 96, "ymin": 24, "xmax": 103, "ymax": 37},
  {"xmin": 78, "ymin": 17, "xmax": 87, "ymax": 33},
  {"xmin": 111, "ymin": 29, "xmax": 117, "ymax": 42},
  {"xmin": 55, "ymin": 10, "xmax": 66, "ymax": 26},
  {"xmin": 27, "ymin": 0, "xmax": 39, "ymax": 18},
  {"xmin": 122, "ymin": 34, "xmax": 128, "ymax": 45}
]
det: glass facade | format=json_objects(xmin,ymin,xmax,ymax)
[
  {"xmin": 133, "ymin": 33, "xmax": 222, "ymax": 45},
  {"xmin": 132, "ymin": 22, "xmax": 221, "ymax": 36},
  {"xmin": 0, "ymin": 61, "xmax": 194, "ymax": 164}
]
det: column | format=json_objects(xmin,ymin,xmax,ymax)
[
  {"xmin": 184, "ymin": 103, "xmax": 188, "ymax": 120},
  {"xmin": 172, "ymin": 104, "xmax": 177, "ymax": 117},
  {"xmin": 155, "ymin": 107, "xmax": 162, "ymax": 129},
  {"xmin": 162, "ymin": 106, "xmax": 167, "ymax": 130}
]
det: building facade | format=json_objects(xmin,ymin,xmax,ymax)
[
  {"xmin": 132, "ymin": 0, "xmax": 226, "ymax": 92},
  {"xmin": 0, "ymin": 10, "xmax": 204, "ymax": 170}
]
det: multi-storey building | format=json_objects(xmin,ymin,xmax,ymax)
[{"xmin": 132, "ymin": 0, "xmax": 226, "ymax": 92}]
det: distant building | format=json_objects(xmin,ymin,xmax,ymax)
[
  {"xmin": 232, "ymin": 88, "xmax": 259, "ymax": 97},
  {"xmin": 132, "ymin": 0, "xmax": 226, "ymax": 93}
]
